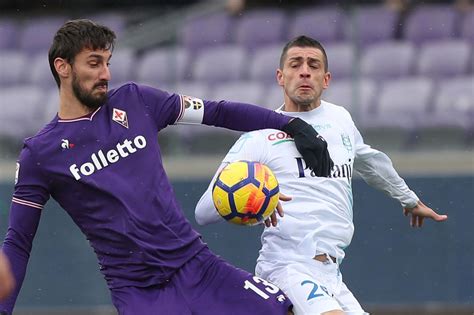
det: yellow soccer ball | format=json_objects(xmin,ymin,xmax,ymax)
[{"xmin": 212, "ymin": 161, "xmax": 280, "ymax": 226}]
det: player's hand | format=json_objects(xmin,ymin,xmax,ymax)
[
  {"xmin": 403, "ymin": 200, "xmax": 448, "ymax": 228},
  {"xmin": 264, "ymin": 193, "xmax": 292, "ymax": 227},
  {"xmin": 282, "ymin": 118, "xmax": 333, "ymax": 177},
  {"xmin": 0, "ymin": 251, "xmax": 14, "ymax": 301}
]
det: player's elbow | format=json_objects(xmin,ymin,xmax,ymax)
[{"xmin": 194, "ymin": 209, "xmax": 207, "ymax": 226}]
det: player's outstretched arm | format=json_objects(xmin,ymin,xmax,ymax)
[
  {"xmin": 0, "ymin": 252, "xmax": 14, "ymax": 302},
  {"xmin": 195, "ymin": 97, "xmax": 333, "ymax": 176},
  {"xmin": 403, "ymin": 200, "xmax": 448, "ymax": 228}
]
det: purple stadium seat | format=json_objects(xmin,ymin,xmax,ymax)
[
  {"xmin": 42, "ymin": 88, "xmax": 60, "ymax": 123},
  {"xmin": 423, "ymin": 76, "xmax": 474, "ymax": 130},
  {"xmin": 235, "ymin": 9, "xmax": 286, "ymax": 50},
  {"xmin": 416, "ymin": 40, "xmax": 470, "ymax": 78},
  {"xmin": 28, "ymin": 51, "xmax": 56, "ymax": 88},
  {"xmin": 404, "ymin": 5, "xmax": 457, "ymax": 44},
  {"xmin": 192, "ymin": 45, "xmax": 247, "ymax": 84},
  {"xmin": 262, "ymin": 85, "xmax": 284, "ymax": 110},
  {"xmin": 365, "ymin": 77, "xmax": 433, "ymax": 129},
  {"xmin": 350, "ymin": 5, "xmax": 398, "ymax": 46},
  {"xmin": 248, "ymin": 44, "xmax": 282, "ymax": 84},
  {"xmin": 460, "ymin": 10, "xmax": 474, "ymax": 42},
  {"xmin": 322, "ymin": 78, "xmax": 377, "ymax": 121},
  {"xmin": 108, "ymin": 48, "xmax": 135, "ymax": 88},
  {"xmin": 136, "ymin": 47, "xmax": 189, "ymax": 85},
  {"xmin": 86, "ymin": 12, "xmax": 126, "ymax": 37},
  {"xmin": 0, "ymin": 85, "xmax": 46, "ymax": 139},
  {"xmin": 0, "ymin": 18, "xmax": 19, "ymax": 49},
  {"xmin": 0, "ymin": 51, "xmax": 28, "ymax": 86},
  {"xmin": 360, "ymin": 41, "xmax": 415, "ymax": 79},
  {"xmin": 174, "ymin": 82, "xmax": 211, "ymax": 100},
  {"xmin": 288, "ymin": 7, "xmax": 345, "ymax": 43},
  {"xmin": 325, "ymin": 43, "xmax": 354, "ymax": 80},
  {"xmin": 210, "ymin": 81, "xmax": 264, "ymax": 105},
  {"xmin": 18, "ymin": 17, "xmax": 68, "ymax": 54},
  {"xmin": 180, "ymin": 12, "xmax": 233, "ymax": 51}
]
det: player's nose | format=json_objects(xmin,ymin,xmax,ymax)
[
  {"xmin": 299, "ymin": 64, "xmax": 311, "ymax": 78},
  {"xmin": 100, "ymin": 64, "xmax": 111, "ymax": 81}
]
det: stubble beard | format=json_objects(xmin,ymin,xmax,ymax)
[{"xmin": 72, "ymin": 72, "xmax": 108, "ymax": 111}]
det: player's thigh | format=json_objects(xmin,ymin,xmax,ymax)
[
  {"xmin": 336, "ymin": 281, "xmax": 369, "ymax": 315},
  {"xmin": 272, "ymin": 264, "xmax": 343, "ymax": 315},
  {"xmin": 184, "ymin": 251, "xmax": 292, "ymax": 315},
  {"xmin": 110, "ymin": 284, "xmax": 191, "ymax": 315}
]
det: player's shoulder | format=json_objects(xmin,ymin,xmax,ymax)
[
  {"xmin": 109, "ymin": 81, "xmax": 171, "ymax": 97},
  {"xmin": 23, "ymin": 116, "xmax": 60, "ymax": 149},
  {"xmin": 321, "ymin": 100, "xmax": 353, "ymax": 119}
]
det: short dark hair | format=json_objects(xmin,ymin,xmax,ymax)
[
  {"xmin": 279, "ymin": 35, "xmax": 328, "ymax": 72},
  {"xmin": 48, "ymin": 19, "xmax": 116, "ymax": 87}
]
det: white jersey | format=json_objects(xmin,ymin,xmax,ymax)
[{"xmin": 195, "ymin": 100, "xmax": 418, "ymax": 267}]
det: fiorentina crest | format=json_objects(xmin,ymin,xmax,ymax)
[{"xmin": 112, "ymin": 108, "xmax": 129, "ymax": 129}]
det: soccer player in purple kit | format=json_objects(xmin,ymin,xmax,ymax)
[{"xmin": 0, "ymin": 19, "xmax": 334, "ymax": 314}]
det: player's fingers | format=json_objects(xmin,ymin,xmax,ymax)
[
  {"xmin": 410, "ymin": 214, "xmax": 416, "ymax": 227},
  {"xmin": 278, "ymin": 193, "xmax": 292, "ymax": 202},
  {"xmin": 276, "ymin": 202, "xmax": 284, "ymax": 218},
  {"xmin": 264, "ymin": 218, "xmax": 271, "ymax": 228},
  {"xmin": 403, "ymin": 208, "xmax": 409, "ymax": 216},
  {"xmin": 271, "ymin": 211, "xmax": 278, "ymax": 227},
  {"xmin": 416, "ymin": 216, "xmax": 424, "ymax": 227},
  {"xmin": 432, "ymin": 212, "xmax": 448, "ymax": 222}
]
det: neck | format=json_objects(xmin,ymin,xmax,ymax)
[
  {"xmin": 57, "ymin": 86, "xmax": 94, "ymax": 119},
  {"xmin": 283, "ymin": 96, "xmax": 321, "ymax": 112}
]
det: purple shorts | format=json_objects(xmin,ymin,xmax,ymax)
[{"xmin": 111, "ymin": 247, "xmax": 292, "ymax": 314}]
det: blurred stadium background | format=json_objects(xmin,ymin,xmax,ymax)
[{"xmin": 0, "ymin": 0, "xmax": 473, "ymax": 314}]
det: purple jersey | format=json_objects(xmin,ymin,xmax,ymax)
[{"xmin": 1, "ymin": 83, "xmax": 292, "ymax": 313}]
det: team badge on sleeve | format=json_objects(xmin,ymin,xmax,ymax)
[
  {"xmin": 176, "ymin": 95, "xmax": 204, "ymax": 125},
  {"xmin": 112, "ymin": 108, "xmax": 129, "ymax": 129}
]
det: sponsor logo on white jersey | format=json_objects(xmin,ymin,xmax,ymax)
[
  {"xmin": 267, "ymin": 131, "xmax": 293, "ymax": 144},
  {"xmin": 112, "ymin": 108, "xmax": 129, "ymax": 129},
  {"xmin": 69, "ymin": 135, "xmax": 146, "ymax": 180}
]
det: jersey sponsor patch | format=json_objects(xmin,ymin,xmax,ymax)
[
  {"xmin": 112, "ymin": 108, "xmax": 129, "ymax": 129},
  {"xmin": 61, "ymin": 139, "xmax": 75, "ymax": 149},
  {"xmin": 267, "ymin": 131, "xmax": 293, "ymax": 145},
  {"xmin": 68, "ymin": 135, "xmax": 147, "ymax": 180},
  {"xmin": 176, "ymin": 95, "xmax": 204, "ymax": 125}
]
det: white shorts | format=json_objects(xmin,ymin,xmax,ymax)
[{"xmin": 256, "ymin": 258, "xmax": 369, "ymax": 315}]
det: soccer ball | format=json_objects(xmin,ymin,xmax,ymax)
[{"xmin": 212, "ymin": 161, "xmax": 280, "ymax": 226}]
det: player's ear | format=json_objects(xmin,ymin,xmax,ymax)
[
  {"xmin": 54, "ymin": 57, "xmax": 71, "ymax": 79},
  {"xmin": 323, "ymin": 71, "xmax": 331, "ymax": 89},
  {"xmin": 276, "ymin": 68, "xmax": 284, "ymax": 87}
]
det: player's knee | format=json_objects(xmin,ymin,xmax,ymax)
[{"xmin": 321, "ymin": 310, "xmax": 345, "ymax": 315}]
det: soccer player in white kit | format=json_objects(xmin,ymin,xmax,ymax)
[{"xmin": 194, "ymin": 36, "xmax": 448, "ymax": 315}]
